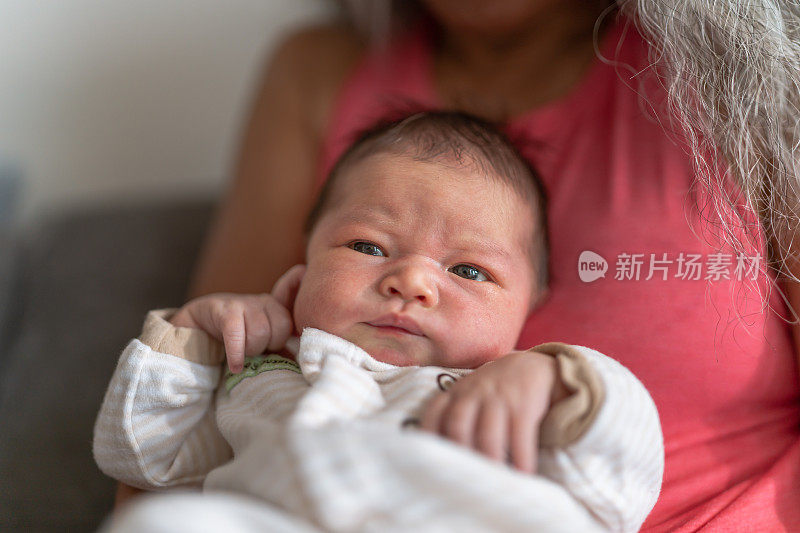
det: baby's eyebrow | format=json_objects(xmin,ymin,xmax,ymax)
[
  {"xmin": 336, "ymin": 207, "xmax": 395, "ymax": 226},
  {"xmin": 450, "ymin": 240, "xmax": 511, "ymax": 260}
]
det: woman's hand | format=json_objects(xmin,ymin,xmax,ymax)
[
  {"xmin": 420, "ymin": 350, "xmax": 568, "ymax": 474},
  {"xmin": 170, "ymin": 265, "xmax": 305, "ymax": 373}
]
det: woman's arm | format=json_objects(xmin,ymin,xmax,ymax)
[
  {"xmin": 113, "ymin": 23, "xmax": 364, "ymax": 508},
  {"xmin": 188, "ymin": 24, "xmax": 363, "ymax": 298}
]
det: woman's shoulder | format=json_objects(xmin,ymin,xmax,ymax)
[
  {"xmin": 267, "ymin": 22, "xmax": 366, "ymax": 134},
  {"xmin": 273, "ymin": 22, "xmax": 364, "ymax": 76}
]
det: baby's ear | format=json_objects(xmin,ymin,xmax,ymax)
[{"xmin": 271, "ymin": 264, "xmax": 306, "ymax": 312}]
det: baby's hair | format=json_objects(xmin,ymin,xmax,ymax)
[{"xmin": 305, "ymin": 110, "xmax": 550, "ymax": 295}]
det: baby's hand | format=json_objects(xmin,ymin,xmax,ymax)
[
  {"xmin": 170, "ymin": 265, "xmax": 305, "ymax": 374},
  {"xmin": 420, "ymin": 350, "xmax": 568, "ymax": 474}
]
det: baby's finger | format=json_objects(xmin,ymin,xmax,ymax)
[
  {"xmin": 441, "ymin": 396, "xmax": 480, "ymax": 448},
  {"xmin": 263, "ymin": 297, "xmax": 294, "ymax": 352},
  {"xmin": 271, "ymin": 264, "xmax": 306, "ymax": 312},
  {"xmin": 420, "ymin": 392, "xmax": 450, "ymax": 434},
  {"xmin": 219, "ymin": 310, "xmax": 246, "ymax": 374},
  {"xmin": 241, "ymin": 305, "xmax": 273, "ymax": 357},
  {"xmin": 509, "ymin": 407, "xmax": 538, "ymax": 474},
  {"xmin": 474, "ymin": 397, "xmax": 508, "ymax": 463}
]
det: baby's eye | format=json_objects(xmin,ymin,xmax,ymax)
[
  {"xmin": 349, "ymin": 241, "xmax": 385, "ymax": 257},
  {"xmin": 449, "ymin": 264, "xmax": 490, "ymax": 282}
]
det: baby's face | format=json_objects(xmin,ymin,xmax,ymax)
[{"xmin": 293, "ymin": 152, "xmax": 538, "ymax": 368}]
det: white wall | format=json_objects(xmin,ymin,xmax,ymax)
[{"xmin": 0, "ymin": 0, "xmax": 335, "ymax": 223}]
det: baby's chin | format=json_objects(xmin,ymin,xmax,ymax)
[
  {"xmin": 367, "ymin": 346, "xmax": 421, "ymax": 367},
  {"xmin": 348, "ymin": 336, "xmax": 431, "ymax": 367},
  {"xmin": 350, "ymin": 337, "xmax": 490, "ymax": 369}
]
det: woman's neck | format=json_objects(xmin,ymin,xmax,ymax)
[{"xmin": 432, "ymin": 4, "xmax": 614, "ymax": 120}]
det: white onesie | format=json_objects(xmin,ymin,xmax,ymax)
[{"xmin": 94, "ymin": 310, "xmax": 663, "ymax": 532}]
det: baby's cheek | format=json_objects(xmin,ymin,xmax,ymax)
[
  {"xmin": 293, "ymin": 271, "xmax": 353, "ymax": 334},
  {"xmin": 445, "ymin": 306, "xmax": 519, "ymax": 367},
  {"xmin": 294, "ymin": 288, "xmax": 330, "ymax": 331},
  {"xmin": 482, "ymin": 303, "xmax": 527, "ymax": 353},
  {"xmin": 291, "ymin": 285, "xmax": 314, "ymax": 332}
]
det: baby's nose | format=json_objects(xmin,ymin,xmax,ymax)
[{"xmin": 379, "ymin": 261, "xmax": 439, "ymax": 307}]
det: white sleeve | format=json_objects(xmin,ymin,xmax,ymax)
[
  {"xmin": 93, "ymin": 338, "xmax": 232, "ymax": 489},
  {"xmin": 537, "ymin": 346, "xmax": 664, "ymax": 533}
]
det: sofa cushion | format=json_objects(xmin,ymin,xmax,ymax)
[{"xmin": 0, "ymin": 200, "xmax": 214, "ymax": 531}]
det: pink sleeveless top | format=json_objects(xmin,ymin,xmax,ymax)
[{"xmin": 318, "ymin": 16, "xmax": 800, "ymax": 531}]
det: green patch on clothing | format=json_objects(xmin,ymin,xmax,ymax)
[{"xmin": 224, "ymin": 354, "xmax": 301, "ymax": 392}]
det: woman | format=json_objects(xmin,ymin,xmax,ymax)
[{"xmin": 118, "ymin": 1, "xmax": 800, "ymax": 530}]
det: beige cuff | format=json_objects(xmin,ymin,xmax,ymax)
[
  {"xmin": 138, "ymin": 309, "xmax": 225, "ymax": 366},
  {"xmin": 534, "ymin": 342, "xmax": 605, "ymax": 448}
]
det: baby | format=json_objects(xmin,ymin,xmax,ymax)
[{"xmin": 94, "ymin": 112, "xmax": 663, "ymax": 532}]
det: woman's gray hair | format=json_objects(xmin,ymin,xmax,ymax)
[
  {"xmin": 618, "ymin": 0, "xmax": 800, "ymax": 283},
  {"xmin": 341, "ymin": 0, "xmax": 800, "ymax": 280}
]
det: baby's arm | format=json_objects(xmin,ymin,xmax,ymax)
[
  {"xmin": 421, "ymin": 344, "xmax": 663, "ymax": 532},
  {"xmin": 95, "ymin": 265, "xmax": 305, "ymax": 489},
  {"xmin": 93, "ymin": 310, "xmax": 232, "ymax": 489},
  {"xmin": 535, "ymin": 344, "xmax": 663, "ymax": 532}
]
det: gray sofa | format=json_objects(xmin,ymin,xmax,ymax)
[{"xmin": 0, "ymin": 200, "xmax": 214, "ymax": 532}]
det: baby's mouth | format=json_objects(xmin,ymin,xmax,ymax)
[{"xmin": 365, "ymin": 314, "xmax": 425, "ymax": 337}]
